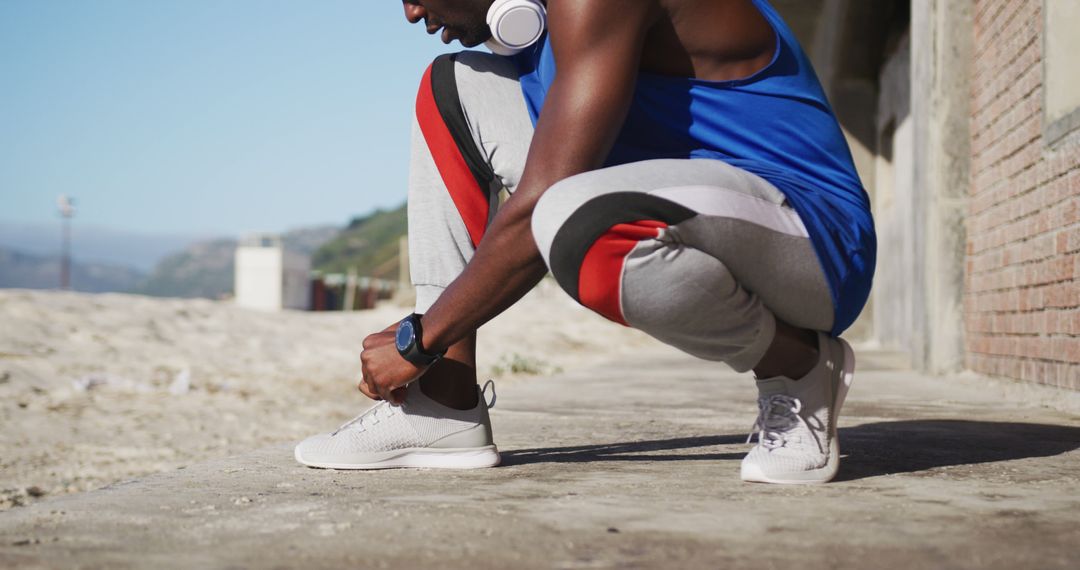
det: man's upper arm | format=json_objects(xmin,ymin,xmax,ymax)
[{"xmin": 520, "ymin": 0, "xmax": 660, "ymax": 181}]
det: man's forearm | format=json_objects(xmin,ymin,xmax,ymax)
[{"xmin": 418, "ymin": 192, "xmax": 549, "ymax": 355}]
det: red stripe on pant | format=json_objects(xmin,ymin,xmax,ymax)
[
  {"xmin": 415, "ymin": 64, "xmax": 489, "ymax": 248},
  {"xmin": 578, "ymin": 220, "xmax": 668, "ymax": 326}
]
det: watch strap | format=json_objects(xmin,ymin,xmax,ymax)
[{"xmin": 397, "ymin": 313, "xmax": 444, "ymax": 366}]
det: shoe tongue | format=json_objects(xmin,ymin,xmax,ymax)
[{"xmin": 755, "ymin": 377, "xmax": 788, "ymax": 396}]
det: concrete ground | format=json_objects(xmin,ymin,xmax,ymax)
[{"xmin": 1, "ymin": 347, "xmax": 1078, "ymax": 569}]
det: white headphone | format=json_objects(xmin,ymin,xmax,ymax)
[{"xmin": 485, "ymin": 0, "xmax": 547, "ymax": 56}]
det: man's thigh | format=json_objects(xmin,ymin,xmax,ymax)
[{"xmin": 532, "ymin": 158, "xmax": 835, "ymax": 332}]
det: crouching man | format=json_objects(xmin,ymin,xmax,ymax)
[{"xmin": 295, "ymin": 0, "xmax": 875, "ymax": 484}]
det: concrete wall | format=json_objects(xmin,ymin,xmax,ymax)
[
  {"xmin": 966, "ymin": 0, "xmax": 1080, "ymax": 389},
  {"xmin": 858, "ymin": 0, "xmax": 972, "ymax": 373},
  {"xmin": 909, "ymin": 0, "xmax": 972, "ymax": 373},
  {"xmin": 871, "ymin": 34, "xmax": 914, "ymax": 354}
]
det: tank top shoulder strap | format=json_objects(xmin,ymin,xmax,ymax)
[{"xmin": 750, "ymin": 0, "xmax": 797, "ymax": 44}]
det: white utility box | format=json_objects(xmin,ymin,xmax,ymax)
[{"xmin": 234, "ymin": 235, "xmax": 310, "ymax": 311}]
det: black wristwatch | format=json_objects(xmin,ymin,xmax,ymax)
[{"xmin": 395, "ymin": 313, "xmax": 444, "ymax": 366}]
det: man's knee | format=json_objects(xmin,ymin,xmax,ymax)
[
  {"xmin": 534, "ymin": 176, "xmax": 695, "ymax": 272},
  {"xmin": 451, "ymin": 49, "xmax": 519, "ymax": 79},
  {"xmin": 415, "ymin": 51, "xmax": 520, "ymax": 121},
  {"xmin": 532, "ymin": 178, "xmax": 684, "ymax": 325}
]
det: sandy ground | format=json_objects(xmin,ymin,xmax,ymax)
[
  {"xmin": 1, "ymin": 342, "xmax": 1077, "ymax": 568},
  {"xmin": 0, "ymin": 281, "xmax": 664, "ymax": 510}
]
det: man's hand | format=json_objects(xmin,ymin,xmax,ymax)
[{"xmin": 358, "ymin": 326, "xmax": 426, "ymax": 405}]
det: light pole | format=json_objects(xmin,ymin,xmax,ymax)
[{"xmin": 57, "ymin": 194, "xmax": 76, "ymax": 290}]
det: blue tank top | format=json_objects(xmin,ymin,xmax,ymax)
[{"xmin": 511, "ymin": 0, "xmax": 876, "ymax": 335}]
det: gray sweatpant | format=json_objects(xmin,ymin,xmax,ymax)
[{"xmin": 409, "ymin": 51, "xmax": 834, "ymax": 372}]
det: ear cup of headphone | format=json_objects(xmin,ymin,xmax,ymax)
[{"xmin": 485, "ymin": 0, "xmax": 547, "ymax": 56}]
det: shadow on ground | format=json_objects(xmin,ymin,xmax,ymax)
[
  {"xmin": 502, "ymin": 420, "xmax": 1080, "ymax": 481},
  {"xmin": 835, "ymin": 420, "xmax": 1080, "ymax": 481},
  {"xmin": 501, "ymin": 435, "xmax": 747, "ymax": 465}
]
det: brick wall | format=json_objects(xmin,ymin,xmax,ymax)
[{"xmin": 967, "ymin": 0, "xmax": 1080, "ymax": 389}]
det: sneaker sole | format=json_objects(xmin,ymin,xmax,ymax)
[
  {"xmin": 295, "ymin": 445, "xmax": 501, "ymax": 470},
  {"xmin": 741, "ymin": 338, "xmax": 856, "ymax": 485}
]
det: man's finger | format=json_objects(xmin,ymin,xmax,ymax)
[{"xmin": 358, "ymin": 376, "xmax": 381, "ymax": 400}]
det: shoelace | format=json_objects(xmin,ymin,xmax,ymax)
[
  {"xmin": 746, "ymin": 394, "xmax": 824, "ymax": 453},
  {"xmin": 331, "ymin": 400, "xmax": 398, "ymax": 436}
]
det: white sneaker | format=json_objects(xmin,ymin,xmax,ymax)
[
  {"xmin": 740, "ymin": 332, "xmax": 855, "ymax": 484},
  {"xmin": 294, "ymin": 380, "xmax": 500, "ymax": 469}
]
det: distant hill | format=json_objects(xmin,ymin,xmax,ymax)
[
  {"xmin": 131, "ymin": 238, "xmax": 237, "ymax": 299},
  {"xmin": 0, "ymin": 214, "xmax": 400, "ymax": 299},
  {"xmin": 0, "ymin": 221, "xmax": 209, "ymax": 272},
  {"xmin": 311, "ymin": 204, "xmax": 407, "ymax": 279},
  {"xmin": 0, "ymin": 247, "xmax": 144, "ymax": 293},
  {"xmin": 134, "ymin": 225, "xmax": 342, "ymax": 299},
  {"xmin": 98, "ymin": 204, "xmax": 408, "ymax": 300}
]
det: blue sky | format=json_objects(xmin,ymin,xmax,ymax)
[{"xmin": 0, "ymin": 0, "xmax": 457, "ymax": 236}]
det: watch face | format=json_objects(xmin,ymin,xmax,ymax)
[{"xmin": 396, "ymin": 320, "xmax": 414, "ymax": 352}]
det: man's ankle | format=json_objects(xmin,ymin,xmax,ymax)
[
  {"xmin": 419, "ymin": 374, "xmax": 479, "ymax": 410},
  {"xmin": 753, "ymin": 324, "xmax": 820, "ymax": 380},
  {"xmin": 412, "ymin": 332, "xmax": 479, "ymax": 410}
]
